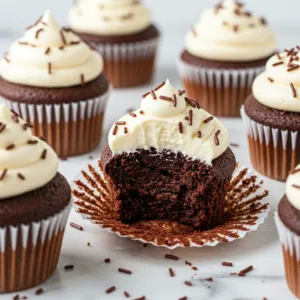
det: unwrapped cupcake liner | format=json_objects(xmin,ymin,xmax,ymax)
[
  {"xmin": 177, "ymin": 58, "xmax": 264, "ymax": 117},
  {"xmin": 274, "ymin": 212, "xmax": 300, "ymax": 298},
  {"xmin": 90, "ymin": 38, "xmax": 159, "ymax": 88},
  {"xmin": 3, "ymin": 87, "xmax": 110, "ymax": 158},
  {"xmin": 71, "ymin": 161, "xmax": 270, "ymax": 249},
  {"xmin": 0, "ymin": 201, "xmax": 71, "ymax": 293},
  {"xmin": 241, "ymin": 106, "xmax": 300, "ymax": 181}
]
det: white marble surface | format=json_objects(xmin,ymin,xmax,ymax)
[{"xmin": 0, "ymin": 0, "xmax": 299, "ymax": 299}]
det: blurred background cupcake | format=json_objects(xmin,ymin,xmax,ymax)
[
  {"xmin": 241, "ymin": 47, "xmax": 300, "ymax": 181},
  {"xmin": 275, "ymin": 166, "xmax": 300, "ymax": 298},
  {"xmin": 0, "ymin": 104, "xmax": 71, "ymax": 292},
  {"xmin": 68, "ymin": 0, "xmax": 160, "ymax": 88},
  {"xmin": 177, "ymin": 0, "xmax": 276, "ymax": 117},
  {"xmin": 0, "ymin": 10, "xmax": 110, "ymax": 158}
]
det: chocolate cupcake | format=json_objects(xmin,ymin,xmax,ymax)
[
  {"xmin": 177, "ymin": 0, "xmax": 276, "ymax": 117},
  {"xmin": 0, "ymin": 104, "xmax": 71, "ymax": 293},
  {"xmin": 275, "ymin": 166, "xmax": 300, "ymax": 298},
  {"xmin": 241, "ymin": 47, "xmax": 300, "ymax": 181},
  {"xmin": 100, "ymin": 80, "xmax": 236, "ymax": 229},
  {"xmin": 69, "ymin": 0, "xmax": 159, "ymax": 88},
  {"xmin": 0, "ymin": 11, "xmax": 110, "ymax": 158}
]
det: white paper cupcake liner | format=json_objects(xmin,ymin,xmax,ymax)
[
  {"xmin": 2, "ymin": 87, "xmax": 111, "ymax": 158},
  {"xmin": 241, "ymin": 106, "xmax": 300, "ymax": 180},
  {"xmin": 71, "ymin": 161, "xmax": 270, "ymax": 249},
  {"xmin": 89, "ymin": 38, "xmax": 159, "ymax": 87},
  {"xmin": 177, "ymin": 58, "xmax": 264, "ymax": 117},
  {"xmin": 0, "ymin": 201, "xmax": 71, "ymax": 293}
]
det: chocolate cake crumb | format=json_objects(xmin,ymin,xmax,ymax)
[
  {"xmin": 64, "ymin": 265, "xmax": 74, "ymax": 271},
  {"xmin": 165, "ymin": 254, "xmax": 179, "ymax": 260},
  {"xmin": 124, "ymin": 291, "xmax": 130, "ymax": 298},
  {"xmin": 106, "ymin": 286, "xmax": 116, "ymax": 294},
  {"xmin": 35, "ymin": 288, "xmax": 44, "ymax": 295},
  {"xmin": 118, "ymin": 268, "xmax": 132, "ymax": 275},
  {"xmin": 70, "ymin": 222, "xmax": 83, "ymax": 231},
  {"xmin": 238, "ymin": 265, "xmax": 253, "ymax": 276},
  {"xmin": 104, "ymin": 258, "xmax": 110, "ymax": 263},
  {"xmin": 184, "ymin": 281, "xmax": 192, "ymax": 286},
  {"xmin": 221, "ymin": 262, "xmax": 233, "ymax": 267},
  {"xmin": 169, "ymin": 268, "xmax": 175, "ymax": 277}
]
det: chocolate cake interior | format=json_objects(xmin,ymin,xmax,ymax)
[{"xmin": 101, "ymin": 146, "xmax": 236, "ymax": 229}]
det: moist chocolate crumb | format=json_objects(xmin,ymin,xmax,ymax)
[
  {"xmin": 165, "ymin": 254, "xmax": 179, "ymax": 260},
  {"xmin": 143, "ymin": 243, "xmax": 147, "ymax": 247},
  {"xmin": 35, "ymin": 288, "xmax": 44, "ymax": 295},
  {"xmin": 70, "ymin": 222, "xmax": 83, "ymax": 231}
]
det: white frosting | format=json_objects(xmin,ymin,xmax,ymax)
[
  {"xmin": 185, "ymin": 0, "xmax": 276, "ymax": 62},
  {"xmin": 108, "ymin": 80, "xmax": 229, "ymax": 164},
  {"xmin": 253, "ymin": 49, "xmax": 300, "ymax": 112},
  {"xmin": 0, "ymin": 10, "xmax": 103, "ymax": 88},
  {"xmin": 0, "ymin": 104, "xmax": 59, "ymax": 199},
  {"xmin": 69, "ymin": 0, "xmax": 151, "ymax": 36},
  {"xmin": 286, "ymin": 165, "xmax": 300, "ymax": 210}
]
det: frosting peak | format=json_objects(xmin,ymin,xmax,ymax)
[
  {"xmin": 253, "ymin": 47, "xmax": 300, "ymax": 112},
  {"xmin": 0, "ymin": 104, "xmax": 59, "ymax": 199},
  {"xmin": 108, "ymin": 80, "xmax": 230, "ymax": 164},
  {"xmin": 185, "ymin": 0, "xmax": 276, "ymax": 62},
  {"xmin": 286, "ymin": 166, "xmax": 300, "ymax": 210},
  {"xmin": 69, "ymin": 0, "xmax": 151, "ymax": 36},
  {"xmin": 0, "ymin": 10, "xmax": 103, "ymax": 88}
]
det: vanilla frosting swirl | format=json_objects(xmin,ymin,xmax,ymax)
[
  {"xmin": 185, "ymin": 0, "xmax": 276, "ymax": 62},
  {"xmin": 0, "ymin": 10, "xmax": 103, "ymax": 88},
  {"xmin": 108, "ymin": 80, "xmax": 229, "ymax": 164},
  {"xmin": 0, "ymin": 104, "xmax": 59, "ymax": 199},
  {"xmin": 286, "ymin": 165, "xmax": 300, "ymax": 210},
  {"xmin": 253, "ymin": 48, "xmax": 300, "ymax": 112},
  {"xmin": 69, "ymin": 0, "xmax": 151, "ymax": 36}
]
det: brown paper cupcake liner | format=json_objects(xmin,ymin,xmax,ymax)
[
  {"xmin": 177, "ymin": 58, "xmax": 264, "ymax": 117},
  {"xmin": 72, "ymin": 161, "xmax": 269, "ymax": 248},
  {"xmin": 4, "ymin": 88, "xmax": 110, "ymax": 158},
  {"xmin": 90, "ymin": 38, "xmax": 159, "ymax": 88},
  {"xmin": 0, "ymin": 202, "xmax": 71, "ymax": 293},
  {"xmin": 275, "ymin": 212, "xmax": 300, "ymax": 298},
  {"xmin": 241, "ymin": 106, "xmax": 300, "ymax": 181}
]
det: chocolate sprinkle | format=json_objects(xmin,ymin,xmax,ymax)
[
  {"xmin": 185, "ymin": 97, "xmax": 197, "ymax": 108},
  {"xmin": 222, "ymin": 262, "xmax": 233, "ymax": 267},
  {"xmin": 287, "ymin": 65, "xmax": 300, "ymax": 72},
  {"xmin": 18, "ymin": 41, "xmax": 28, "ymax": 45},
  {"xmin": 150, "ymin": 90, "xmax": 157, "ymax": 99},
  {"xmin": 292, "ymin": 184, "xmax": 300, "ymax": 189},
  {"xmin": 0, "ymin": 123, "xmax": 6, "ymax": 133},
  {"xmin": 64, "ymin": 265, "xmax": 74, "ymax": 271},
  {"xmin": 206, "ymin": 277, "xmax": 213, "ymax": 282},
  {"xmin": 173, "ymin": 94, "xmax": 177, "ymax": 107},
  {"xmin": 233, "ymin": 25, "xmax": 239, "ymax": 32},
  {"xmin": 214, "ymin": 136, "xmax": 220, "ymax": 146},
  {"xmin": 4, "ymin": 53, "xmax": 10, "ymax": 63},
  {"xmin": 165, "ymin": 254, "xmax": 179, "ymax": 260},
  {"xmin": 139, "ymin": 110, "xmax": 144, "ymax": 114},
  {"xmin": 129, "ymin": 112, "xmax": 137, "ymax": 118},
  {"xmin": 238, "ymin": 265, "xmax": 253, "ymax": 276},
  {"xmin": 267, "ymin": 77, "xmax": 274, "ymax": 82},
  {"xmin": 0, "ymin": 169, "xmax": 7, "ymax": 181},
  {"xmin": 35, "ymin": 28, "xmax": 44, "ymax": 39},
  {"xmin": 179, "ymin": 297, "xmax": 187, "ymax": 300},
  {"xmin": 154, "ymin": 81, "xmax": 165, "ymax": 91},
  {"xmin": 178, "ymin": 122, "xmax": 183, "ymax": 134},
  {"xmin": 39, "ymin": 136, "xmax": 46, "ymax": 141},
  {"xmin": 159, "ymin": 95, "xmax": 173, "ymax": 102},
  {"xmin": 28, "ymin": 140, "xmax": 38, "ymax": 145},
  {"xmin": 169, "ymin": 268, "xmax": 175, "ymax": 277},
  {"xmin": 6, "ymin": 144, "xmax": 15, "ymax": 150},
  {"xmin": 184, "ymin": 281, "xmax": 192, "ymax": 286},
  {"xmin": 70, "ymin": 222, "xmax": 83, "ymax": 231},
  {"xmin": 133, "ymin": 297, "xmax": 145, "ymax": 300},
  {"xmin": 60, "ymin": 30, "xmax": 67, "ymax": 45},
  {"xmin": 124, "ymin": 127, "xmax": 128, "ymax": 134},
  {"xmin": 113, "ymin": 125, "xmax": 118, "ymax": 136},
  {"xmin": 188, "ymin": 110, "xmax": 193, "ymax": 126},
  {"xmin": 118, "ymin": 268, "xmax": 132, "ymax": 275},
  {"xmin": 35, "ymin": 288, "xmax": 44, "ymax": 295},
  {"xmin": 45, "ymin": 47, "xmax": 51, "ymax": 55},
  {"xmin": 105, "ymin": 286, "xmax": 116, "ymax": 294},
  {"xmin": 290, "ymin": 168, "xmax": 300, "ymax": 175},
  {"xmin": 290, "ymin": 83, "xmax": 297, "ymax": 98},
  {"xmin": 124, "ymin": 291, "xmax": 130, "ymax": 298},
  {"xmin": 178, "ymin": 90, "xmax": 186, "ymax": 96},
  {"xmin": 260, "ymin": 17, "xmax": 267, "ymax": 25},
  {"xmin": 197, "ymin": 131, "xmax": 202, "ymax": 138},
  {"xmin": 115, "ymin": 121, "xmax": 126, "ymax": 125},
  {"xmin": 80, "ymin": 74, "xmax": 85, "ymax": 86},
  {"xmin": 104, "ymin": 258, "xmax": 110, "ymax": 263},
  {"xmin": 142, "ymin": 92, "xmax": 150, "ymax": 98},
  {"xmin": 17, "ymin": 173, "xmax": 25, "ymax": 181},
  {"xmin": 204, "ymin": 116, "xmax": 214, "ymax": 123},
  {"xmin": 41, "ymin": 149, "xmax": 47, "ymax": 159},
  {"xmin": 12, "ymin": 114, "xmax": 19, "ymax": 123},
  {"xmin": 48, "ymin": 62, "xmax": 52, "ymax": 75},
  {"xmin": 275, "ymin": 51, "xmax": 281, "ymax": 60},
  {"xmin": 272, "ymin": 61, "xmax": 284, "ymax": 67},
  {"xmin": 70, "ymin": 41, "xmax": 81, "ymax": 45}
]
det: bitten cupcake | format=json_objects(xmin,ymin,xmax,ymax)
[
  {"xmin": 275, "ymin": 166, "xmax": 300, "ymax": 298},
  {"xmin": 177, "ymin": 0, "xmax": 276, "ymax": 117},
  {"xmin": 100, "ymin": 80, "xmax": 236, "ymax": 229},
  {"xmin": 0, "ymin": 104, "xmax": 71, "ymax": 292},
  {"xmin": 69, "ymin": 0, "xmax": 159, "ymax": 88},
  {"xmin": 0, "ymin": 11, "xmax": 110, "ymax": 158},
  {"xmin": 241, "ymin": 47, "xmax": 300, "ymax": 181}
]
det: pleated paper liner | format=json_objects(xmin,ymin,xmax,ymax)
[
  {"xmin": 241, "ymin": 106, "xmax": 300, "ymax": 181},
  {"xmin": 72, "ymin": 161, "xmax": 270, "ymax": 249},
  {"xmin": 177, "ymin": 58, "xmax": 264, "ymax": 117}
]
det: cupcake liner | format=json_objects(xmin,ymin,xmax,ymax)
[
  {"xmin": 274, "ymin": 212, "xmax": 300, "ymax": 298},
  {"xmin": 90, "ymin": 38, "xmax": 159, "ymax": 88},
  {"xmin": 241, "ymin": 106, "xmax": 300, "ymax": 181},
  {"xmin": 3, "ymin": 87, "xmax": 110, "ymax": 158},
  {"xmin": 177, "ymin": 58, "xmax": 264, "ymax": 117},
  {"xmin": 0, "ymin": 201, "xmax": 71, "ymax": 293},
  {"xmin": 71, "ymin": 161, "xmax": 270, "ymax": 249}
]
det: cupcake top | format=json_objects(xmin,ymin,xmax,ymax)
[
  {"xmin": 0, "ymin": 10, "xmax": 103, "ymax": 88},
  {"xmin": 286, "ymin": 166, "xmax": 300, "ymax": 210},
  {"xmin": 69, "ymin": 0, "xmax": 151, "ymax": 36},
  {"xmin": 0, "ymin": 104, "xmax": 58, "ymax": 199},
  {"xmin": 108, "ymin": 80, "xmax": 229, "ymax": 164},
  {"xmin": 185, "ymin": 0, "xmax": 276, "ymax": 62},
  {"xmin": 253, "ymin": 47, "xmax": 300, "ymax": 113}
]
